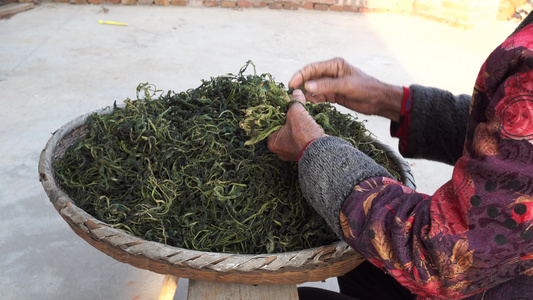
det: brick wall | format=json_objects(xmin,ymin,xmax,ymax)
[
  {"xmin": 4, "ymin": 0, "xmax": 522, "ymax": 30},
  {"xmin": 414, "ymin": 0, "xmax": 501, "ymax": 29},
  {"xmin": 498, "ymin": 0, "xmax": 530, "ymax": 20}
]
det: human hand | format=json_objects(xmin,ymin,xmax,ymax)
[
  {"xmin": 289, "ymin": 57, "xmax": 403, "ymax": 122},
  {"xmin": 267, "ymin": 90, "xmax": 327, "ymax": 161}
]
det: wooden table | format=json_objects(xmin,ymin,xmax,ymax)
[{"xmin": 159, "ymin": 275, "xmax": 299, "ymax": 300}]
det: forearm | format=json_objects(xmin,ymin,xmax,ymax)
[{"xmin": 372, "ymin": 81, "xmax": 403, "ymax": 122}]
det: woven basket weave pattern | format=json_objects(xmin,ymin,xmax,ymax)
[{"xmin": 38, "ymin": 107, "xmax": 415, "ymax": 285}]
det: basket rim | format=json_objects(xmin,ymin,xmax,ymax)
[{"xmin": 38, "ymin": 104, "xmax": 414, "ymax": 284}]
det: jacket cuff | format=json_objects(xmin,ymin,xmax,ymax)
[
  {"xmin": 298, "ymin": 136, "xmax": 392, "ymax": 238},
  {"xmin": 390, "ymin": 86, "xmax": 412, "ymax": 154}
]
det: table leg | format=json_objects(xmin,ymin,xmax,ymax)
[
  {"xmin": 187, "ymin": 279, "xmax": 298, "ymax": 300},
  {"xmin": 159, "ymin": 275, "xmax": 179, "ymax": 300}
]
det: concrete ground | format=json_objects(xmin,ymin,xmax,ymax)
[{"xmin": 0, "ymin": 3, "xmax": 520, "ymax": 299}]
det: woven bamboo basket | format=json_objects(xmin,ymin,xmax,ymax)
[{"xmin": 38, "ymin": 106, "xmax": 416, "ymax": 285}]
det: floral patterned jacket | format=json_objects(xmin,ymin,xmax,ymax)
[{"xmin": 298, "ymin": 14, "xmax": 533, "ymax": 300}]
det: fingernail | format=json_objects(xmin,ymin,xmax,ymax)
[{"xmin": 305, "ymin": 81, "xmax": 317, "ymax": 92}]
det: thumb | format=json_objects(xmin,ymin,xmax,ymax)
[
  {"xmin": 290, "ymin": 89, "xmax": 306, "ymax": 104},
  {"xmin": 287, "ymin": 90, "xmax": 308, "ymax": 118}
]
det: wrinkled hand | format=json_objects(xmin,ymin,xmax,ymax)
[
  {"xmin": 289, "ymin": 57, "xmax": 403, "ymax": 122},
  {"xmin": 267, "ymin": 90, "xmax": 327, "ymax": 161}
]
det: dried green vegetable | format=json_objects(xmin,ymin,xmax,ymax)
[{"xmin": 54, "ymin": 61, "xmax": 399, "ymax": 254}]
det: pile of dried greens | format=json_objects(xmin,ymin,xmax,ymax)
[{"xmin": 54, "ymin": 61, "xmax": 399, "ymax": 254}]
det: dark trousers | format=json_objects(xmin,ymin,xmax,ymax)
[{"xmin": 298, "ymin": 261, "xmax": 417, "ymax": 300}]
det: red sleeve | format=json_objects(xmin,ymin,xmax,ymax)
[{"xmin": 390, "ymin": 87, "xmax": 412, "ymax": 154}]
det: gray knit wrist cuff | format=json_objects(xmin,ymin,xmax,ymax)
[{"xmin": 298, "ymin": 136, "xmax": 391, "ymax": 238}]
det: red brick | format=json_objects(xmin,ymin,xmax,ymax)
[
  {"xmin": 53, "ymin": 0, "xmax": 70, "ymax": 3},
  {"xmin": 171, "ymin": 0, "xmax": 187, "ymax": 5},
  {"xmin": 439, "ymin": 9, "xmax": 473, "ymax": 22},
  {"xmin": 414, "ymin": 3, "xmax": 430, "ymax": 11},
  {"xmin": 283, "ymin": 2, "xmax": 298, "ymax": 9},
  {"xmin": 88, "ymin": 0, "xmax": 104, "ymax": 4},
  {"xmin": 251, "ymin": 2, "xmax": 267, "ymax": 7},
  {"xmin": 443, "ymin": 0, "xmax": 498, "ymax": 13},
  {"xmin": 105, "ymin": 0, "xmax": 121, "ymax": 4},
  {"xmin": 497, "ymin": 3, "xmax": 514, "ymax": 20},
  {"xmin": 204, "ymin": 0, "xmax": 219, "ymax": 6},
  {"xmin": 396, "ymin": 0, "xmax": 414, "ymax": 9},
  {"xmin": 329, "ymin": 5, "xmax": 343, "ymax": 11},
  {"xmin": 373, "ymin": 7, "xmax": 389, "ymax": 13},
  {"xmin": 302, "ymin": 2, "xmax": 314, "ymax": 9},
  {"xmin": 313, "ymin": 0, "xmax": 333, "ymax": 4},
  {"xmin": 415, "ymin": 10, "xmax": 442, "ymax": 23},
  {"xmin": 121, "ymin": 0, "xmax": 137, "ymax": 5},
  {"xmin": 454, "ymin": 0, "xmax": 501, "ymax": 6},
  {"xmin": 395, "ymin": 4, "xmax": 414, "ymax": 13},
  {"xmin": 268, "ymin": 2, "xmax": 283, "ymax": 8},
  {"xmin": 343, "ymin": 5, "xmax": 359, "ymax": 12},
  {"xmin": 314, "ymin": 3, "xmax": 328, "ymax": 10},
  {"xmin": 415, "ymin": 9, "xmax": 476, "ymax": 30},
  {"xmin": 452, "ymin": 22, "xmax": 473, "ymax": 30},
  {"xmin": 358, "ymin": 6, "xmax": 372, "ymax": 12},
  {"xmin": 221, "ymin": 0, "xmax": 235, "ymax": 7},
  {"xmin": 442, "ymin": 1, "xmax": 471, "ymax": 12},
  {"xmin": 237, "ymin": 1, "xmax": 251, "ymax": 7},
  {"xmin": 155, "ymin": 0, "xmax": 170, "ymax": 5}
]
